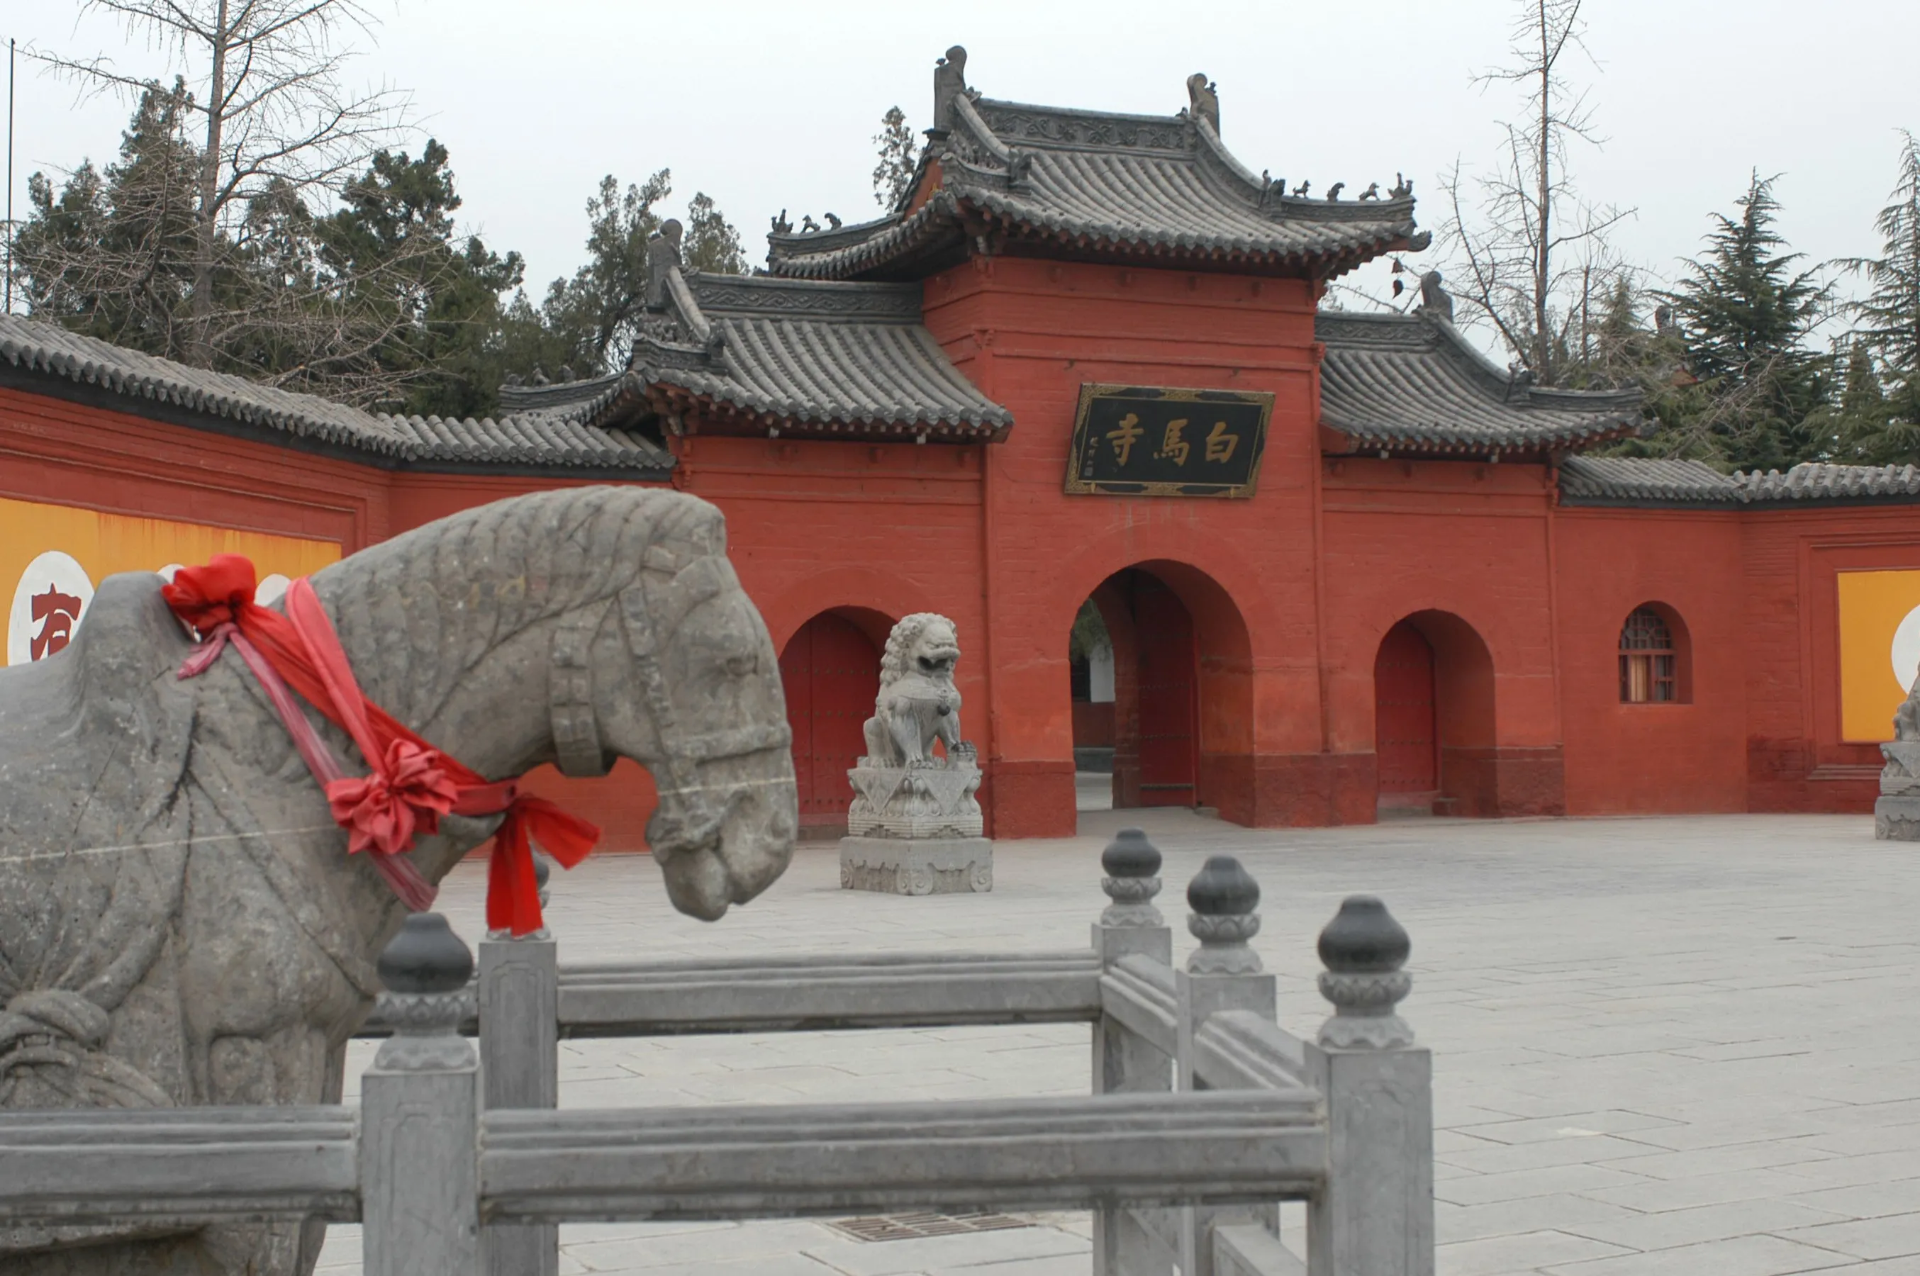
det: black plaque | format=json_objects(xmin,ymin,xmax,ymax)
[{"xmin": 1063, "ymin": 383, "xmax": 1273, "ymax": 498}]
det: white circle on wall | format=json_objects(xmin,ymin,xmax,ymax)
[
  {"xmin": 257, "ymin": 574, "xmax": 291, "ymax": 605},
  {"xmin": 9, "ymin": 552, "xmax": 96, "ymax": 666},
  {"xmin": 156, "ymin": 563, "xmax": 183, "ymax": 583},
  {"xmin": 1892, "ymin": 605, "xmax": 1920, "ymax": 695}
]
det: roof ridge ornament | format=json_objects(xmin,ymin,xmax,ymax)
[
  {"xmin": 1417, "ymin": 270, "xmax": 1453, "ymax": 324},
  {"xmin": 644, "ymin": 219, "xmax": 684, "ymax": 313},
  {"xmin": 933, "ymin": 45, "xmax": 969, "ymax": 132},
  {"xmin": 1185, "ymin": 73, "xmax": 1220, "ymax": 132}
]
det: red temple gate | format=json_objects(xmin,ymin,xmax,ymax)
[{"xmin": 779, "ymin": 613, "xmax": 881, "ymax": 827}]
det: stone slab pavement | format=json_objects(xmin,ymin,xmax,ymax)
[{"xmin": 317, "ymin": 811, "xmax": 1920, "ymax": 1275}]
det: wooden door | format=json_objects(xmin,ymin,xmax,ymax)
[
  {"xmin": 1134, "ymin": 576, "xmax": 1198, "ymax": 807},
  {"xmin": 779, "ymin": 613, "xmax": 880, "ymax": 824},
  {"xmin": 1374, "ymin": 620, "xmax": 1438, "ymax": 796}
]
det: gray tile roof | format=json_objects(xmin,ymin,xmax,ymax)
[
  {"xmin": 0, "ymin": 313, "xmax": 671, "ymax": 476},
  {"xmin": 767, "ymin": 94, "xmax": 1426, "ymax": 282},
  {"xmin": 1317, "ymin": 311, "xmax": 1643, "ymax": 456},
  {"xmin": 503, "ymin": 271, "xmax": 1014, "ymax": 441},
  {"xmin": 1558, "ymin": 456, "xmax": 1736, "ymax": 502},
  {"xmin": 1558, "ymin": 456, "xmax": 1920, "ymax": 507}
]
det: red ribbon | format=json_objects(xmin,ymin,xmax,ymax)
[{"xmin": 164, "ymin": 554, "xmax": 599, "ymax": 935}]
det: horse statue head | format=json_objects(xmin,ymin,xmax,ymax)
[
  {"xmin": 285, "ymin": 484, "xmax": 798, "ymax": 923},
  {"xmin": 0, "ymin": 486, "xmax": 796, "ymax": 1273}
]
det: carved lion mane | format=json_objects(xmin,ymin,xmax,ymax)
[{"xmin": 879, "ymin": 613, "xmax": 959, "ymax": 687}]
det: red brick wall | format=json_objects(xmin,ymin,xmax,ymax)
[
  {"xmin": 1742, "ymin": 508, "xmax": 1920, "ymax": 813},
  {"xmin": 1551, "ymin": 505, "xmax": 1748, "ymax": 814},
  {"xmin": 919, "ymin": 257, "xmax": 1322, "ymax": 834}
]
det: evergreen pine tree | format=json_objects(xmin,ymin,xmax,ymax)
[
  {"xmin": 1838, "ymin": 131, "xmax": 1920, "ymax": 460},
  {"xmin": 1658, "ymin": 172, "xmax": 1830, "ymax": 471}
]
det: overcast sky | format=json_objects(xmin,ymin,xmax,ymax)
[{"xmin": 8, "ymin": 0, "xmax": 1919, "ymax": 344}]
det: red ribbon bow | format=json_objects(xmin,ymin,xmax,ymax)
[{"xmin": 163, "ymin": 554, "xmax": 598, "ymax": 934}]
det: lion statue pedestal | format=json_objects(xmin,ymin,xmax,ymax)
[{"xmin": 840, "ymin": 614, "xmax": 992, "ymax": 895}]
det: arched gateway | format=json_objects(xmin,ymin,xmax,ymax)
[{"xmin": 1072, "ymin": 562, "xmax": 1253, "ymax": 820}]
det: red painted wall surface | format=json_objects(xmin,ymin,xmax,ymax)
[
  {"xmin": 1741, "ymin": 508, "xmax": 1920, "ymax": 813},
  {"xmin": 919, "ymin": 257, "xmax": 1321, "ymax": 835},
  {"xmin": 1320, "ymin": 457, "xmax": 1562, "ymax": 818},
  {"xmin": 1552, "ymin": 506, "xmax": 1748, "ymax": 815}
]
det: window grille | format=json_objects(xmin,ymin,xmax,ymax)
[{"xmin": 1619, "ymin": 607, "xmax": 1677, "ymax": 703}]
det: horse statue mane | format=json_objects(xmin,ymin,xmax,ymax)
[{"xmin": 0, "ymin": 485, "xmax": 796, "ymax": 1275}]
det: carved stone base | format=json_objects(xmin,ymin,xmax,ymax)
[
  {"xmin": 1875, "ymin": 794, "xmax": 1920, "ymax": 840},
  {"xmin": 839, "ymin": 836, "xmax": 993, "ymax": 895},
  {"xmin": 848, "ymin": 762, "xmax": 984, "ymax": 839}
]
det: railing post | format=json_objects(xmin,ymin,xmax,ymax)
[
  {"xmin": 1177, "ymin": 856, "xmax": 1279, "ymax": 1276},
  {"xmin": 360, "ymin": 912, "xmax": 481, "ymax": 1276},
  {"xmin": 481, "ymin": 854, "xmax": 560, "ymax": 1276},
  {"xmin": 1091, "ymin": 829, "xmax": 1173, "ymax": 1276},
  {"xmin": 1305, "ymin": 897, "xmax": 1433, "ymax": 1276}
]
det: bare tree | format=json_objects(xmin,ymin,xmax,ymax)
[
  {"xmin": 1439, "ymin": 0, "xmax": 1632, "ymax": 385},
  {"xmin": 30, "ymin": 0, "xmax": 407, "ymax": 367}
]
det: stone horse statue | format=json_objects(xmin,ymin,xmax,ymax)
[{"xmin": 0, "ymin": 487, "xmax": 797, "ymax": 1275}]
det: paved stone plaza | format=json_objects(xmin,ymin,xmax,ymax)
[{"xmin": 317, "ymin": 811, "xmax": 1920, "ymax": 1275}]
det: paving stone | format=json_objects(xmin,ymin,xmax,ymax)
[
  {"xmin": 1436, "ymin": 1229, "xmax": 1631, "ymax": 1275},
  {"xmin": 797, "ymin": 1226, "xmax": 1091, "ymax": 1276},
  {"xmin": 1435, "ymin": 1195, "xmax": 1644, "ymax": 1245},
  {"xmin": 1564, "ymin": 1198, "xmax": 1851, "ymax": 1252},
  {"xmin": 567, "ymin": 1220, "xmax": 846, "ymax": 1269},
  {"xmin": 1774, "ymin": 1213, "xmax": 1920, "ymax": 1261},
  {"xmin": 1542, "ymin": 1233, "xmax": 1858, "ymax": 1275}
]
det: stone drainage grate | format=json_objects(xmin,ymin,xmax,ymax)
[{"xmin": 827, "ymin": 1210, "xmax": 1035, "ymax": 1242}]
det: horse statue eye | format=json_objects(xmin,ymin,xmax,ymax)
[{"xmin": 725, "ymin": 653, "xmax": 756, "ymax": 678}]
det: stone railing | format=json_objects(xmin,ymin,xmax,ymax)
[{"xmin": 0, "ymin": 832, "xmax": 1432, "ymax": 1276}]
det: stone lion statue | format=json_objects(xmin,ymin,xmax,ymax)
[{"xmin": 863, "ymin": 613, "xmax": 968, "ymax": 767}]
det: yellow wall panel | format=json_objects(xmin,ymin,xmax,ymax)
[
  {"xmin": 1838, "ymin": 568, "xmax": 1920, "ymax": 742},
  {"xmin": 3, "ymin": 497, "xmax": 339, "ymax": 666}
]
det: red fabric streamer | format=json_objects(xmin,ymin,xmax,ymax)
[{"xmin": 163, "ymin": 554, "xmax": 599, "ymax": 934}]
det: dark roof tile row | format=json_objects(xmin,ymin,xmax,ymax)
[
  {"xmin": 497, "ymin": 272, "xmax": 1013, "ymax": 440},
  {"xmin": 1316, "ymin": 312, "xmax": 1642, "ymax": 455},
  {"xmin": 1559, "ymin": 456, "xmax": 1920, "ymax": 507},
  {"xmin": 768, "ymin": 94, "xmax": 1423, "ymax": 282},
  {"xmin": 0, "ymin": 314, "xmax": 672, "ymax": 475}
]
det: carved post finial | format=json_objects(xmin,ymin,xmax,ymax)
[
  {"xmin": 373, "ymin": 912, "xmax": 475, "ymax": 1070},
  {"xmin": 1099, "ymin": 827, "xmax": 1163, "ymax": 926},
  {"xmin": 1316, "ymin": 895, "xmax": 1414, "ymax": 1049},
  {"xmin": 1185, "ymin": 855, "xmax": 1261, "ymax": 974}
]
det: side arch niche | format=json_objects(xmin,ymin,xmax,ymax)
[
  {"xmin": 779, "ymin": 608, "xmax": 892, "ymax": 832},
  {"xmin": 1372, "ymin": 610, "xmax": 1498, "ymax": 817}
]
